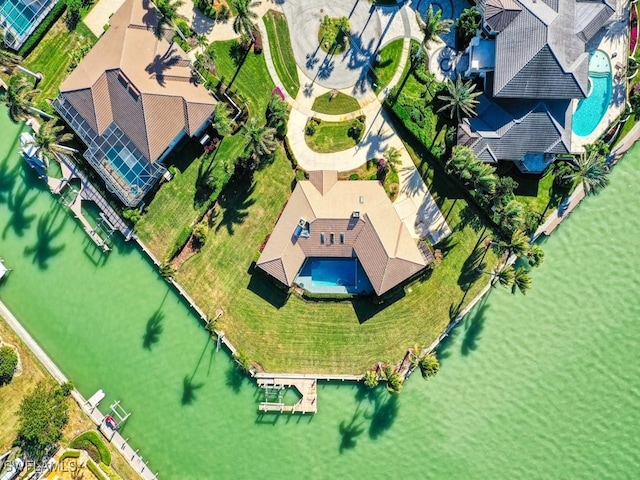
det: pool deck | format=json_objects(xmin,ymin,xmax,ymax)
[{"xmin": 573, "ymin": 0, "xmax": 630, "ymax": 150}]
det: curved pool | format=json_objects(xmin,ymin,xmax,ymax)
[{"xmin": 572, "ymin": 50, "xmax": 612, "ymax": 137}]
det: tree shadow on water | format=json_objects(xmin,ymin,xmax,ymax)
[
  {"xmin": 367, "ymin": 393, "xmax": 399, "ymax": 440},
  {"xmin": 142, "ymin": 309, "xmax": 164, "ymax": 350},
  {"xmin": 181, "ymin": 375, "xmax": 204, "ymax": 406},
  {"xmin": 23, "ymin": 206, "xmax": 67, "ymax": 269},
  {"xmin": 2, "ymin": 182, "xmax": 38, "ymax": 239},
  {"xmin": 461, "ymin": 300, "xmax": 489, "ymax": 356},
  {"xmin": 339, "ymin": 410, "xmax": 365, "ymax": 453},
  {"xmin": 225, "ymin": 363, "xmax": 246, "ymax": 394}
]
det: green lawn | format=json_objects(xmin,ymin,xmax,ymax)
[
  {"xmin": 23, "ymin": 20, "xmax": 97, "ymax": 113},
  {"xmin": 263, "ymin": 10, "xmax": 299, "ymax": 98},
  {"xmin": 136, "ymin": 136, "xmax": 243, "ymax": 261},
  {"xmin": 371, "ymin": 38, "xmax": 404, "ymax": 94},
  {"xmin": 209, "ymin": 40, "xmax": 275, "ymax": 118},
  {"xmin": 171, "ymin": 147, "xmax": 498, "ymax": 373},
  {"xmin": 311, "ymin": 91, "xmax": 360, "ymax": 115},
  {"xmin": 305, "ymin": 119, "xmax": 359, "ymax": 152}
]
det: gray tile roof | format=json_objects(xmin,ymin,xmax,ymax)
[
  {"xmin": 458, "ymin": 96, "xmax": 572, "ymax": 163},
  {"xmin": 483, "ymin": 0, "xmax": 614, "ymax": 99}
]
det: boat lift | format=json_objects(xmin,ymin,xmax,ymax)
[{"xmin": 106, "ymin": 400, "xmax": 132, "ymax": 430}]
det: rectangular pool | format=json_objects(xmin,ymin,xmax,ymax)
[
  {"xmin": 0, "ymin": 0, "xmax": 54, "ymax": 48},
  {"xmin": 105, "ymin": 145, "xmax": 146, "ymax": 187},
  {"xmin": 295, "ymin": 257, "xmax": 373, "ymax": 295}
]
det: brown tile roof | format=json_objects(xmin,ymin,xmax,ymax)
[
  {"xmin": 257, "ymin": 171, "xmax": 428, "ymax": 296},
  {"xmin": 58, "ymin": 0, "xmax": 215, "ymax": 162}
]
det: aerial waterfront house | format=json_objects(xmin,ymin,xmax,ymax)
[
  {"xmin": 0, "ymin": 0, "xmax": 58, "ymax": 50},
  {"xmin": 459, "ymin": 0, "xmax": 615, "ymax": 173},
  {"xmin": 54, "ymin": 0, "xmax": 216, "ymax": 206},
  {"xmin": 257, "ymin": 171, "xmax": 431, "ymax": 296}
]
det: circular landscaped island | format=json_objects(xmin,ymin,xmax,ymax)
[{"xmin": 318, "ymin": 15, "xmax": 350, "ymax": 53}]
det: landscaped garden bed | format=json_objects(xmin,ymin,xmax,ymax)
[
  {"xmin": 304, "ymin": 116, "xmax": 365, "ymax": 153},
  {"xmin": 263, "ymin": 10, "xmax": 299, "ymax": 98}
]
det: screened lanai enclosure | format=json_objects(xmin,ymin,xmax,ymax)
[{"xmin": 0, "ymin": 0, "xmax": 57, "ymax": 50}]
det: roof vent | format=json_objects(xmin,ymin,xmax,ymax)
[
  {"xmin": 352, "ymin": 211, "xmax": 360, "ymax": 218},
  {"xmin": 359, "ymin": 195, "xmax": 365, "ymax": 204},
  {"xmin": 294, "ymin": 218, "xmax": 309, "ymax": 238}
]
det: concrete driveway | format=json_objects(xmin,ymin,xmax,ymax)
[{"xmin": 281, "ymin": 0, "xmax": 382, "ymax": 91}]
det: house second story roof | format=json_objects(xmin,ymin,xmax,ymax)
[
  {"xmin": 457, "ymin": 95, "xmax": 572, "ymax": 163},
  {"xmin": 483, "ymin": 0, "xmax": 614, "ymax": 99},
  {"xmin": 59, "ymin": 0, "xmax": 216, "ymax": 162},
  {"xmin": 257, "ymin": 171, "xmax": 428, "ymax": 296}
]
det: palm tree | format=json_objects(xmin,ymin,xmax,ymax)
[
  {"xmin": 446, "ymin": 145, "xmax": 477, "ymax": 182},
  {"xmin": 5, "ymin": 76, "xmax": 40, "ymax": 122},
  {"xmin": 382, "ymin": 146, "xmax": 402, "ymax": 172},
  {"xmin": 211, "ymin": 102, "xmax": 233, "ymax": 138},
  {"xmin": 419, "ymin": 353, "xmax": 440, "ymax": 380},
  {"xmin": 231, "ymin": 0, "xmax": 261, "ymax": 41},
  {"xmin": 492, "ymin": 229, "xmax": 529, "ymax": 258},
  {"xmin": 493, "ymin": 199, "xmax": 525, "ymax": 233},
  {"xmin": 241, "ymin": 118, "xmax": 277, "ymax": 159},
  {"xmin": 0, "ymin": 34, "xmax": 21, "ymax": 72},
  {"xmin": 31, "ymin": 120, "xmax": 74, "ymax": 163},
  {"xmin": 526, "ymin": 244, "xmax": 545, "ymax": 268},
  {"xmin": 511, "ymin": 267, "xmax": 532, "ymax": 295},
  {"xmin": 196, "ymin": 33, "xmax": 208, "ymax": 52},
  {"xmin": 266, "ymin": 94, "xmax": 289, "ymax": 138},
  {"xmin": 437, "ymin": 76, "xmax": 481, "ymax": 124},
  {"xmin": 469, "ymin": 161, "xmax": 497, "ymax": 195},
  {"xmin": 415, "ymin": 5, "xmax": 453, "ymax": 58},
  {"xmin": 563, "ymin": 152, "xmax": 609, "ymax": 196},
  {"xmin": 493, "ymin": 264, "xmax": 515, "ymax": 287},
  {"xmin": 154, "ymin": 0, "xmax": 184, "ymax": 39}
]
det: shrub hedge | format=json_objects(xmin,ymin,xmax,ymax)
[{"xmin": 69, "ymin": 431, "xmax": 111, "ymax": 465}]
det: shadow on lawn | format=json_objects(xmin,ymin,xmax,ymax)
[
  {"xmin": 216, "ymin": 175, "xmax": 255, "ymax": 235},
  {"xmin": 246, "ymin": 272, "xmax": 289, "ymax": 309},
  {"xmin": 351, "ymin": 287, "xmax": 405, "ymax": 324}
]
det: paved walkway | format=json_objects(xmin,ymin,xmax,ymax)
[{"xmin": 84, "ymin": 0, "xmax": 126, "ymax": 37}]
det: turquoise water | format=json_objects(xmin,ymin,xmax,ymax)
[
  {"xmin": 2, "ymin": 104, "xmax": 640, "ymax": 479},
  {"xmin": 105, "ymin": 145, "xmax": 145, "ymax": 187},
  {"xmin": 295, "ymin": 258, "xmax": 372, "ymax": 294},
  {"xmin": 573, "ymin": 50, "xmax": 612, "ymax": 137}
]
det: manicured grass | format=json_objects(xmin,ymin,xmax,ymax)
[
  {"xmin": 209, "ymin": 40, "xmax": 275, "ymax": 118},
  {"xmin": 0, "ymin": 317, "xmax": 138, "ymax": 479},
  {"xmin": 172, "ymin": 147, "xmax": 498, "ymax": 373},
  {"xmin": 22, "ymin": 20, "xmax": 97, "ymax": 113},
  {"xmin": 305, "ymin": 120, "xmax": 358, "ymax": 152},
  {"xmin": 263, "ymin": 10, "xmax": 299, "ymax": 98},
  {"xmin": 371, "ymin": 38, "xmax": 404, "ymax": 94},
  {"xmin": 136, "ymin": 136, "xmax": 243, "ymax": 261},
  {"xmin": 311, "ymin": 91, "xmax": 360, "ymax": 115}
]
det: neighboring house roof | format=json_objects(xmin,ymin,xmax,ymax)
[
  {"xmin": 58, "ymin": 0, "xmax": 215, "ymax": 162},
  {"xmin": 483, "ymin": 0, "xmax": 614, "ymax": 99},
  {"xmin": 457, "ymin": 95, "xmax": 572, "ymax": 163},
  {"xmin": 257, "ymin": 171, "xmax": 428, "ymax": 296}
]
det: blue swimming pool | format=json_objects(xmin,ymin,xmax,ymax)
[
  {"xmin": 105, "ymin": 145, "xmax": 145, "ymax": 187},
  {"xmin": 295, "ymin": 258, "xmax": 373, "ymax": 295},
  {"xmin": 572, "ymin": 50, "xmax": 612, "ymax": 138}
]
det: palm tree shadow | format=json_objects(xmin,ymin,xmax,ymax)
[
  {"xmin": 23, "ymin": 206, "xmax": 67, "ymax": 269},
  {"xmin": 215, "ymin": 176, "xmax": 255, "ymax": 235},
  {"xmin": 457, "ymin": 245, "xmax": 485, "ymax": 291},
  {"xmin": 2, "ymin": 182, "xmax": 38, "ymax": 239},
  {"xmin": 338, "ymin": 410, "xmax": 365, "ymax": 453},
  {"xmin": 181, "ymin": 375, "xmax": 204, "ymax": 406},
  {"xmin": 145, "ymin": 48, "xmax": 183, "ymax": 87},
  {"xmin": 460, "ymin": 300, "xmax": 489, "ymax": 356},
  {"xmin": 0, "ymin": 143, "xmax": 23, "ymax": 203},
  {"xmin": 142, "ymin": 308, "xmax": 165, "ymax": 350},
  {"xmin": 225, "ymin": 363, "xmax": 246, "ymax": 393},
  {"xmin": 367, "ymin": 393, "xmax": 399, "ymax": 440}
]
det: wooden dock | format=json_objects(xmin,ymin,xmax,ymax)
[
  {"xmin": 257, "ymin": 377, "xmax": 318, "ymax": 414},
  {"xmin": 50, "ymin": 152, "xmax": 133, "ymax": 248}
]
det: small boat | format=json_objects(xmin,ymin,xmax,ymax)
[
  {"xmin": 104, "ymin": 414, "xmax": 119, "ymax": 430},
  {"xmin": 0, "ymin": 258, "xmax": 10, "ymax": 282},
  {"xmin": 20, "ymin": 132, "xmax": 47, "ymax": 179}
]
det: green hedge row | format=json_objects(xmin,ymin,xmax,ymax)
[
  {"xmin": 59, "ymin": 449, "xmax": 81, "ymax": 461},
  {"xmin": 18, "ymin": 1, "xmax": 67, "ymax": 57},
  {"xmin": 87, "ymin": 459, "xmax": 108, "ymax": 480},
  {"xmin": 69, "ymin": 431, "xmax": 111, "ymax": 466}
]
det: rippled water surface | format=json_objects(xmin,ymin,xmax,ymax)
[{"xmin": 1, "ymin": 107, "xmax": 640, "ymax": 478}]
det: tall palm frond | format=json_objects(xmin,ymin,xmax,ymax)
[
  {"xmin": 231, "ymin": 0, "xmax": 261, "ymax": 39},
  {"xmin": 437, "ymin": 76, "xmax": 481, "ymax": 124},
  {"xmin": 415, "ymin": 5, "xmax": 453, "ymax": 56},
  {"xmin": 5, "ymin": 76, "xmax": 40, "ymax": 122},
  {"xmin": 563, "ymin": 152, "xmax": 609, "ymax": 196}
]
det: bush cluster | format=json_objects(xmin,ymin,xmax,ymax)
[
  {"xmin": 70, "ymin": 431, "xmax": 111, "ymax": 465},
  {"xmin": 0, "ymin": 345, "xmax": 18, "ymax": 385}
]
